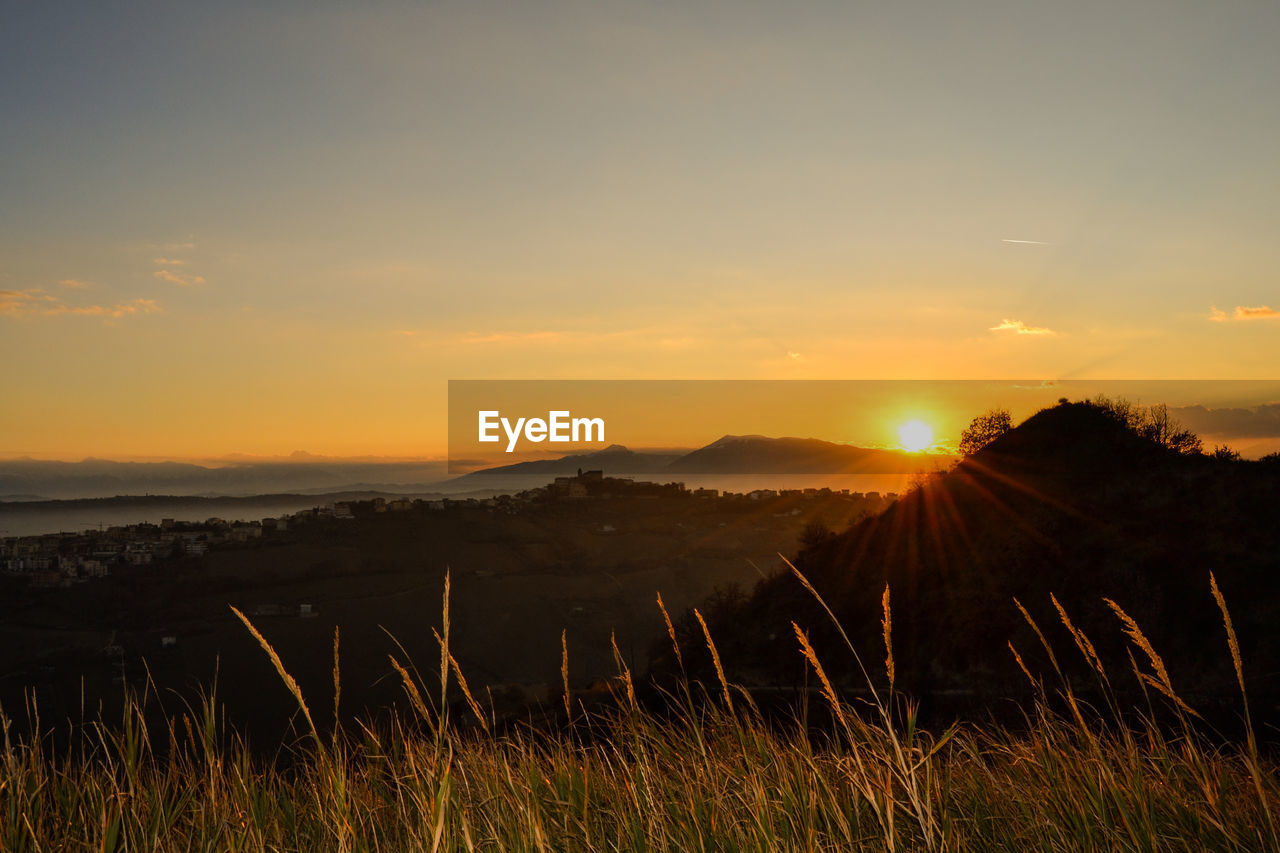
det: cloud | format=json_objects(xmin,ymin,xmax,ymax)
[
  {"xmin": 0, "ymin": 289, "xmax": 59, "ymax": 316},
  {"xmin": 1171, "ymin": 403, "xmax": 1280, "ymax": 438},
  {"xmin": 1001, "ymin": 239, "xmax": 1051, "ymax": 245},
  {"xmin": 153, "ymin": 269, "xmax": 206, "ymax": 286},
  {"xmin": 462, "ymin": 330, "xmax": 562, "ymax": 344},
  {"xmin": 150, "ymin": 247, "xmax": 204, "ymax": 286},
  {"xmin": 1209, "ymin": 305, "xmax": 1278, "ymax": 322},
  {"xmin": 989, "ymin": 318, "xmax": 1056, "ymax": 336},
  {"xmin": 58, "ymin": 278, "xmax": 92, "ymax": 289},
  {"xmin": 454, "ymin": 327, "xmax": 693, "ymax": 347},
  {"xmin": 414, "ymin": 326, "xmax": 679, "ymax": 350},
  {"xmin": 0, "ymin": 289, "xmax": 161, "ymax": 320},
  {"xmin": 63, "ymin": 298, "xmax": 162, "ymax": 318}
]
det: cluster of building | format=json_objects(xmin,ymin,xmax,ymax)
[
  {"xmin": 3, "ymin": 473, "xmax": 899, "ymax": 590},
  {"xmin": 718, "ymin": 487, "xmax": 897, "ymax": 502},
  {"xmin": 509, "ymin": 471, "xmax": 899, "ymax": 507},
  {"xmin": 1, "ymin": 516, "xmax": 269, "ymax": 588},
  {"xmin": 0, "ymin": 495, "xmax": 467, "ymax": 589}
]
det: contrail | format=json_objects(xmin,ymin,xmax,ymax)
[{"xmin": 1002, "ymin": 239, "xmax": 1051, "ymax": 245}]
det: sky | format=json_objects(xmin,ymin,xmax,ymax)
[
  {"xmin": 446, "ymin": 380, "xmax": 1280, "ymax": 465},
  {"xmin": 2, "ymin": 1, "xmax": 1278, "ymax": 459}
]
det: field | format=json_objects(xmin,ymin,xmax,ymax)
[
  {"xmin": 0, "ymin": 492, "xmax": 875, "ymax": 745},
  {"xmin": 2, "ymin": 563, "xmax": 1276, "ymax": 852}
]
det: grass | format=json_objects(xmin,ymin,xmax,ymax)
[{"xmin": 1, "ymin": 567, "xmax": 1277, "ymax": 852}]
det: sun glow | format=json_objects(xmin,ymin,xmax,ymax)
[{"xmin": 897, "ymin": 419, "xmax": 934, "ymax": 453}]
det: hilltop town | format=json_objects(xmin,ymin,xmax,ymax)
[
  {"xmin": 1, "ymin": 470, "xmax": 895, "ymax": 591},
  {"xmin": 0, "ymin": 469, "xmax": 893, "ymax": 741}
]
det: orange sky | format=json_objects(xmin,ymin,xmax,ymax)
[
  {"xmin": 446, "ymin": 381, "xmax": 1280, "ymax": 467},
  {"xmin": 3, "ymin": 3, "xmax": 1279, "ymax": 460}
]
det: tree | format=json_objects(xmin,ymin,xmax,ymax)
[
  {"xmin": 1091, "ymin": 396, "xmax": 1202, "ymax": 456},
  {"xmin": 959, "ymin": 408, "xmax": 1012, "ymax": 457},
  {"xmin": 1135, "ymin": 404, "xmax": 1202, "ymax": 455}
]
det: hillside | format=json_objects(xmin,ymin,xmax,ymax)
[
  {"xmin": 678, "ymin": 401, "xmax": 1280, "ymax": 713},
  {"xmin": 453, "ymin": 444, "xmax": 683, "ymax": 479},
  {"xmin": 457, "ymin": 434, "xmax": 951, "ymax": 481},
  {"xmin": 666, "ymin": 434, "xmax": 944, "ymax": 474},
  {"xmin": 0, "ymin": 487, "xmax": 884, "ymax": 744}
]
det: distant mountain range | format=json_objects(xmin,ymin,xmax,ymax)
[
  {"xmin": 0, "ymin": 436, "xmax": 952, "ymax": 501},
  {"xmin": 451, "ymin": 444, "xmax": 683, "ymax": 479},
  {"xmin": 456, "ymin": 435, "xmax": 951, "ymax": 480},
  {"xmin": 667, "ymin": 435, "xmax": 943, "ymax": 474},
  {"xmin": 0, "ymin": 458, "xmax": 451, "ymax": 500}
]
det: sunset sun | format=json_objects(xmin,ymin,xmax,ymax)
[{"xmin": 897, "ymin": 419, "xmax": 934, "ymax": 452}]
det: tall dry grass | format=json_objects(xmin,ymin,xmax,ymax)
[{"xmin": 1, "ymin": 565, "xmax": 1277, "ymax": 852}]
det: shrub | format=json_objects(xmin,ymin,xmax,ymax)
[{"xmin": 959, "ymin": 408, "xmax": 1013, "ymax": 456}]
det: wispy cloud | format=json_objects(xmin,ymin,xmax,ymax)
[
  {"xmin": 150, "ymin": 241, "xmax": 205, "ymax": 286},
  {"xmin": 451, "ymin": 326, "xmax": 709, "ymax": 348},
  {"xmin": 58, "ymin": 278, "xmax": 93, "ymax": 289},
  {"xmin": 65, "ymin": 298, "xmax": 161, "ymax": 318},
  {"xmin": 462, "ymin": 330, "xmax": 562, "ymax": 344},
  {"xmin": 0, "ymin": 290, "xmax": 59, "ymax": 316},
  {"xmin": 153, "ymin": 268, "xmax": 206, "ymax": 286},
  {"xmin": 1209, "ymin": 305, "xmax": 1278, "ymax": 322},
  {"xmin": 989, "ymin": 318, "xmax": 1056, "ymax": 336},
  {"xmin": 1172, "ymin": 403, "xmax": 1280, "ymax": 438},
  {"xmin": 404, "ymin": 325, "xmax": 684, "ymax": 349},
  {"xmin": 1, "ymin": 289, "xmax": 161, "ymax": 320},
  {"xmin": 1001, "ymin": 239, "xmax": 1051, "ymax": 245}
]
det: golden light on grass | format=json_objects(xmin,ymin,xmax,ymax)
[
  {"xmin": 881, "ymin": 584, "xmax": 895, "ymax": 692},
  {"xmin": 229, "ymin": 605, "xmax": 321, "ymax": 751},
  {"xmin": 897, "ymin": 419, "xmax": 934, "ymax": 452},
  {"xmin": 2, "ymin": 576, "xmax": 1275, "ymax": 850}
]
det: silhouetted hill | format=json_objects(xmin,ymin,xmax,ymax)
[
  {"xmin": 665, "ymin": 435, "xmax": 947, "ymax": 474},
  {"xmin": 458, "ymin": 435, "xmax": 952, "ymax": 480},
  {"xmin": 976, "ymin": 402, "xmax": 1184, "ymax": 475},
  {"xmin": 454, "ymin": 445, "xmax": 684, "ymax": 479},
  {"xmin": 671, "ymin": 402, "xmax": 1280, "ymax": 713}
]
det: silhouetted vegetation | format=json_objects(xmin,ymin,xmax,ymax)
[
  {"xmin": 679, "ymin": 399, "xmax": 1280, "ymax": 725},
  {"xmin": 3, "ymin": 397, "xmax": 1280, "ymax": 848},
  {"xmin": 958, "ymin": 407, "xmax": 1012, "ymax": 456},
  {"xmin": 2, "ymin": 567, "xmax": 1277, "ymax": 850},
  {"xmin": 1091, "ymin": 394, "xmax": 1203, "ymax": 455}
]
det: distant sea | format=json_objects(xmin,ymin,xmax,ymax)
[
  {"xmin": 0, "ymin": 473, "xmax": 916, "ymax": 538},
  {"xmin": 0, "ymin": 497, "xmax": 345, "ymax": 538}
]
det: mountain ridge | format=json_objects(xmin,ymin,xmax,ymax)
[
  {"xmin": 659, "ymin": 401, "xmax": 1280, "ymax": 711},
  {"xmin": 458, "ymin": 434, "xmax": 952, "ymax": 480}
]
